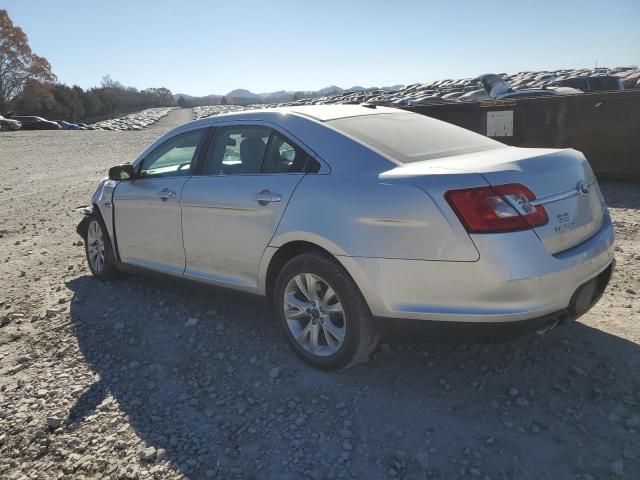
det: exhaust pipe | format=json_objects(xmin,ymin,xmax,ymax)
[{"xmin": 536, "ymin": 318, "xmax": 560, "ymax": 336}]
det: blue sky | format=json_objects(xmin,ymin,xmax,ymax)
[{"xmin": 4, "ymin": 0, "xmax": 639, "ymax": 95}]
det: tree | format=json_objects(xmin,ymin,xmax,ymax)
[
  {"xmin": 0, "ymin": 10, "xmax": 56, "ymax": 113},
  {"xmin": 10, "ymin": 79, "xmax": 54, "ymax": 115},
  {"xmin": 221, "ymin": 95, "xmax": 228, "ymax": 105},
  {"xmin": 177, "ymin": 95, "xmax": 188, "ymax": 108}
]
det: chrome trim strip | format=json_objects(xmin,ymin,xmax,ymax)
[
  {"xmin": 530, "ymin": 190, "xmax": 578, "ymax": 206},
  {"xmin": 531, "ymin": 179, "xmax": 596, "ymax": 206}
]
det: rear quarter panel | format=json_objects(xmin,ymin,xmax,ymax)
[{"xmin": 271, "ymin": 172, "xmax": 480, "ymax": 261}]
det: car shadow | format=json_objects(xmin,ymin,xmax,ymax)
[{"xmin": 66, "ymin": 273, "xmax": 640, "ymax": 479}]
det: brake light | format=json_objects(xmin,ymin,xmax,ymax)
[{"xmin": 445, "ymin": 183, "xmax": 548, "ymax": 233}]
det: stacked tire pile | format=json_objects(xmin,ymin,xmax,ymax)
[{"xmin": 89, "ymin": 107, "xmax": 178, "ymax": 131}]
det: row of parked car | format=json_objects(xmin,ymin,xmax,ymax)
[
  {"xmin": 0, "ymin": 107, "xmax": 178, "ymax": 132},
  {"xmin": 270, "ymin": 67, "xmax": 638, "ymax": 107},
  {"xmin": 0, "ymin": 114, "xmax": 100, "ymax": 132}
]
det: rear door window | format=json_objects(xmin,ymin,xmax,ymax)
[
  {"xmin": 205, "ymin": 126, "xmax": 271, "ymax": 175},
  {"xmin": 262, "ymin": 132, "xmax": 318, "ymax": 173}
]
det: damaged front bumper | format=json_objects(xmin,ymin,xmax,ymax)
[{"xmin": 75, "ymin": 207, "xmax": 93, "ymax": 237}]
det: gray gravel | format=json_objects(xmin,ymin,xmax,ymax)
[{"xmin": 1, "ymin": 109, "xmax": 639, "ymax": 479}]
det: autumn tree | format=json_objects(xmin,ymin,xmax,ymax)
[{"xmin": 0, "ymin": 9, "xmax": 56, "ymax": 113}]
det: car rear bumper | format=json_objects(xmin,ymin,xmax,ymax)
[
  {"xmin": 374, "ymin": 261, "xmax": 613, "ymax": 343},
  {"xmin": 338, "ymin": 212, "xmax": 615, "ymax": 324}
]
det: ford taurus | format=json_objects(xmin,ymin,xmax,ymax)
[{"xmin": 77, "ymin": 105, "xmax": 615, "ymax": 369}]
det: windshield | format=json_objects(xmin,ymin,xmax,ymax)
[{"xmin": 327, "ymin": 113, "xmax": 504, "ymax": 163}]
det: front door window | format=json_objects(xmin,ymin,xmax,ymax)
[{"xmin": 140, "ymin": 129, "xmax": 205, "ymax": 178}]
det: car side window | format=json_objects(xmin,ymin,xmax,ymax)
[
  {"xmin": 205, "ymin": 126, "xmax": 271, "ymax": 175},
  {"xmin": 140, "ymin": 129, "xmax": 205, "ymax": 178},
  {"xmin": 262, "ymin": 132, "xmax": 319, "ymax": 174}
]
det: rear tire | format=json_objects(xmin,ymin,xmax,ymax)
[
  {"xmin": 84, "ymin": 214, "xmax": 119, "ymax": 280},
  {"xmin": 274, "ymin": 252, "xmax": 380, "ymax": 370}
]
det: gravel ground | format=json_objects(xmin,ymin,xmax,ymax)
[{"xmin": 1, "ymin": 109, "xmax": 639, "ymax": 480}]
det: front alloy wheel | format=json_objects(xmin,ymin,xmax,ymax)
[
  {"xmin": 87, "ymin": 220, "xmax": 106, "ymax": 273},
  {"xmin": 83, "ymin": 213, "xmax": 119, "ymax": 280}
]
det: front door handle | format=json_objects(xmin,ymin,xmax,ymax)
[
  {"xmin": 254, "ymin": 189, "xmax": 281, "ymax": 206},
  {"xmin": 158, "ymin": 188, "xmax": 176, "ymax": 201}
]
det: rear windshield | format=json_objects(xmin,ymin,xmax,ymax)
[{"xmin": 327, "ymin": 113, "xmax": 503, "ymax": 163}]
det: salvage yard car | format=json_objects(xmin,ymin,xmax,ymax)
[
  {"xmin": 9, "ymin": 115, "xmax": 61, "ymax": 130},
  {"xmin": 0, "ymin": 114, "xmax": 21, "ymax": 131},
  {"xmin": 77, "ymin": 105, "xmax": 615, "ymax": 369},
  {"xmin": 11, "ymin": 115, "xmax": 62, "ymax": 130}
]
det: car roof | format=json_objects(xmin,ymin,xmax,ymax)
[
  {"xmin": 190, "ymin": 104, "xmax": 401, "ymax": 127},
  {"xmin": 137, "ymin": 105, "xmax": 406, "ymax": 174}
]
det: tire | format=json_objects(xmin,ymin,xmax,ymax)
[
  {"xmin": 84, "ymin": 214, "xmax": 119, "ymax": 280},
  {"xmin": 274, "ymin": 252, "xmax": 380, "ymax": 370}
]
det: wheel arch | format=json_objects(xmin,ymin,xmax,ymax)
[
  {"xmin": 262, "ymin": 240, "xmax": 336, "ymax": 307},
  {"xmin": 88, "ymin": 202, "xmax": 120, "ymax": 262}
]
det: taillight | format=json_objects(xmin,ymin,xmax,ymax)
[{"xmin": 445, "ymin": 183, "xmax": 548, "ymax": 233}]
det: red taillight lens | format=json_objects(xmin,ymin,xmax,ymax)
[{"xmin": 445, "ymin": 183, "xmax": 548, "ymax": 233}]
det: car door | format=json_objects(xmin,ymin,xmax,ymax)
[
  {"xmin": 181, "ymin": 124, "xmax": 318, "ymax": 289},
  {"xmin": 113, "ymin": 128, "xmax": 208, "ymax": 274}
]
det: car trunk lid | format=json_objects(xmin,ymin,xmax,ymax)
[
  {"xmin": 448, "ymin": 147, "xmax": 606, "ymax": 254},
  {"xmin": 383, "ymin": 147, "xmax": 607, "ymax": 254}
]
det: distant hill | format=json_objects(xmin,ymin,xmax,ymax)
[{"xmin": 173, "ymin": 83, "xmax": 403, "ymax": 106}]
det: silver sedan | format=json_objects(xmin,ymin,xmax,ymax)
[{"xmin": 78, "ymin": 105, "xmax": 615, "ymax": 369}]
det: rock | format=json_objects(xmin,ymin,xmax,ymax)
[
  {"xmin": 185, "ymin": 317, "xmax": 199, "ymax": 327},
  {"xmin": 416, "ymin": 452, "xmax": 429, "ymax": 469},
  {"xmin": 47, "ymin": 416, "xmax": 63, "ymax": 429},
  {"xmin": 269, "ymin": 366, "xmax": 282, "ymax": 379},
  {"xmin": 67, "ymin": 437, "xmax": 81, "ymax": 449},
  {"xmin": 515, "ymin": 397, "xmax": 529, "ymax": 407},
  {"xmin": 114, "ymin": 440, "xmax": 129, "ymax": 451},
  {"xmin": 625, "ymin": 415, "xmax": 640, "ymax": 428},
  {"xmin": 508, "ymin": 387, "xmax": 520, "ymax": 397},
  {"xmin": 140, "ymin": 446, "xmax": 157, "ymax": 461},
  {"xmin": 16, "ymin": 355, "xmax": 31, "ymax": 364},
  {"xmin": 610, "ymin": 460, "xmax": 624, "ymax": 477}
]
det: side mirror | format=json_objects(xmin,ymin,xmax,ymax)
[{"xmin": 108, "ymin": 164, "xmax": 135, "ymax": 181}]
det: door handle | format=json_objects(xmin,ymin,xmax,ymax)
[
  {"xmin": 158, "ymin": 188, "xmax": 176, "ymax": 201},
  {"xmin": 254, "ymin": 189, "xmax": 281, "ymax": 206}
]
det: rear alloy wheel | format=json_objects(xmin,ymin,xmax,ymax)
[
  {"xmin": 284, "ymin": 273, "xmax": 347, "ymax": 357},
  {"xmin": 84, "ymin": 214, "xmax": 119, "ymax": 280},
  {"xmin": 274, "ymin": 253, "xmax": 380, "ymax": 370}
]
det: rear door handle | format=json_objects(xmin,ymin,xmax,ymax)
[
  {"xmin": 158, "ymin": 188, "xmax": 176, "ymax": 200},
  {"xmin": 254, "ymin": 189, "xmax": 281, "ymax": 206}
]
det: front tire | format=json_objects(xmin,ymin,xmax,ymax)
[
  {"xmin": 84, "ymin": 214, "xmax": 119, "ymax": 280},
  {"xmin": 274, "ymin": 252, "xmax": 380, "ymax": 370}
]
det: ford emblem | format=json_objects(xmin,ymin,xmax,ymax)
[{"xmin": 576, "ymin": 181, "xmax": 591, "ymax": 196}]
